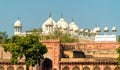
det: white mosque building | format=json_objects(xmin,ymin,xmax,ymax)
[{"xmin": 13, "ymin": 14, "xmax": 117, "ymax": 42}]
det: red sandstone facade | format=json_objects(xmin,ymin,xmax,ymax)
[
  {"xmin": 41, "ymin": 40, "xmax": 120, "ymax": 70},
  {"xmin": 0, "ymin": 40, "xmax": 120, "ymax": 70},
  {"xmin": 0, "ymin": 44, "xmax": 26, "ymax": 70}
]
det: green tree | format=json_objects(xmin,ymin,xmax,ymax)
[
  {"xmin": 0, "ymin": 32, "xmax": 8, "ymax": 43},
  {"xmin": 116, "ymin": 47, "xmax": 120, "ymax": 65},
  {"xmin": 3, "ymin": 35, "xmax": 47, "ymax": 70},
  {"xmin": 118, "ymin": 35, "xmax": 120, "ymax": 42},
  {"xmin": 26, "ymin": 28, "xmax": 42, "ymax": 36},
  {"xmin": 116, "ymin": 36, "xmax": 120, "ymax": 66}
]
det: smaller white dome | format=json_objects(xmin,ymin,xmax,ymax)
[
  {"xmin": 69, "ymin": 20, "xmax": 79, "ymax": 31},
  {"xmin": 104, "ymin": 26, "xmax": 109, "ymax": 32},
  {"xmin": 80, "ymin": 28, "xmax": 83, "ymax": 32},
  {"xmin": 90, "ymin": 30, "xmax": 93, "ymax": 33},
  {"xmin": 85, "ymin": 29, "xmax": 89, "ymax": 33},
  {"xmin": 112, "ymin": 26, "xmax": 117, "ymax": 31},
  {"xmin": 96, "ymin": 27, "xmax": 101, "ymax": 32},
  {"xmin": 14, "ymin": 19, "xmax": 22, "ymax": 27},
  {"xmin": 57, "ymin": 18, "xmax": 68, "ymax": 29},
  {"xmin": 45, "ymin": 17, "xmax": 54, "ymax": 26},
  {"xmin": 93, "ymin": 27, "xmax": 97, "ymax": 33}
]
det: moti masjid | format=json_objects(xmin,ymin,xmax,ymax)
[{"xmin": 0, "ymin": 14, "xmax": 120, "ymax": 70}]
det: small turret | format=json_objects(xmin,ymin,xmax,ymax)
[
  {"xmin": 14, "ymin": 17, "xmax": 22, "ymax": 35},
  {"xmin": 104, "ymin": 25, "xmax": 109, "ymax": 35},
  {"xmin": 112, "ymin": 25, "xmax": 117, "ymax": 35}
]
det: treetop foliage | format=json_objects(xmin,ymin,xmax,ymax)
[
  {"xmin": 39, "ymin": 29, "xmax": 79, "ymax": 43},
  {"xmin": 0, "ymin": 32, "xmax": 8, "ymax": 43},
  {"xmin": 3, "ymin": 35, "xmax": 47, "ymax": 68}
]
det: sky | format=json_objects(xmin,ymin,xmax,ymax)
[{"xmin": 0, "ymin": 0, "xmax": 120, "ymax": 37}]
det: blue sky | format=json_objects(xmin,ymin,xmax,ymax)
[{"xmin": 0, "ymin": 0, "xmax": 120, "ymax": 37}]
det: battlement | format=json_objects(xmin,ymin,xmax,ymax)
[
  {"xmin": 61, "ymin": 42, "xmax": 77, "ymax": 45},
  {"xmin": 40, "ymin": 39, "xmax": 60, "ymax": 43}
]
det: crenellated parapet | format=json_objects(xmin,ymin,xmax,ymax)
[{"xmin": 40, "ymin": 39, "xmax": 60, "ymax": 43}]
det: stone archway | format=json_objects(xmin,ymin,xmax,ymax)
[
  {"xmin": 114, "ymin": 66, "xmax": 120, "ymax": 70},
  {"xmin": 93, "ymin": 66, "xmax": 100, "ymax": 70},
  {"xmin": 42, "ymin": 58, "xmax": 52, "ymax": 70},
  {"xmin": 17, "ymin": 66, "xmax": 24, "ymax": 70},
  {"xmin": 0, "ymin": 66, "xmax": 4, "ymax": 70},
  {"xmin": 73, "ymin": 66, "xmax": 80, "ymax": 70},
  {"xmin": 83, "ymin": 66, "xmax": 90, "ymax": 70},
  {"xmin": 7, "ymin": 66, "xmax": 14, "ymax": 70},
  {"xmin": 104, "ymin": 66, "xmax": 111, "ymax": 70},
  {"xmin": 62, "ymin": 66, "xmax": 70, "ymax": 70}
]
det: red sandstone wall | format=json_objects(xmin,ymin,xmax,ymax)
[{"xmin": 41, "ymin": 39, "xmax": 60, "ymax": 70}]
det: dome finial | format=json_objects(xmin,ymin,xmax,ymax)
[
  {"xmin": 114, "ymin": 24, "xmax": 115, "ymax": 27},
  {"xmin": 95, "ymin": 24, "xmax": 97, "ymax": 27},
  {"xmin": 17, "ymin": 16, "xmax": 19, "ymax": 20},
  {"xmin": 72, "ymin": 18, "xmax": 74, "ymax": 21},
  {"xmin": 61, "ymin": 13, "xmax": 63, "ymax": 18},
  {"xmin": 49, "ymin": 13, "xmax": 51, "ymax": 17}
]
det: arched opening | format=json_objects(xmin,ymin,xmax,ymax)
[
  {"xmin": 93, "ymin": 66, "xmax": 100, "ymax": 70},
  {"xmin": 104, "ymin": 66, "xmax": 111, "ymax": 70},
  {"xmin": 73, "ymin": 66, "xmax": 80, "ymax": 70},
  {"xmin": 83, "ymin": 66, "xmax": 90, "ymax": 70},
  {"xmin": 0, "ymin": 66, "xmax": 4, "ymax": 70},
  {"xmin": 7, "ymin": 66, "xmax": 14, "ymax": 70},
  {"xmin": 17, "ymin": 66, "xmax": 24, "ymax": 70},
  {"xmin": 114, "ymin": 66, "xmax": 120, "ymax": 70},
  {"xmin": 63, "ymin": 66, "xmax": 70, "ymax": 70},
  {"xmin": 42, "ymin": 58, "xmax": 52, "ymax": 70}
]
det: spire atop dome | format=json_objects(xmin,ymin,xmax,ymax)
[
  {"xmin": 61, "ymin": 13, "xmax": 63, "ymax": 18},
  {"xmin": 17, "ymin": 16, "xmax": 19, "ymax": 20},
  {"xmin": 72, "ymin": 18, "xmax": 74, "ymax": 22},
  {"xmin": 49, "ymin": 13, "xmax": 51, "ymax": 17}
]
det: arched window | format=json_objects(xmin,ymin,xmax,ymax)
[
  {"xmin": 7, "ymin": 66, "xmax": 14, "ymax": 70},
  {"xmin": 17, "ymin": 66, "xmax": 24, "ymax": 70},
  {"xmin": 63, "ymin": 66, "xmax": 70, "ymax": 70},
  {"xmin": 93, "ymin": 66, "xmax": 100, "ymax": 70},
  {"xmin": 114, "ymin": 66, "xmax": 120, "ymax": 70},
  {"xmin": 73, "ymin": 66, "xmax": 80, "ymax": 70},
  {"xmin": 104, "ymin": 66, "xmax": 111, "ymax": 70},
  {"xmin": 0, "ymin": 66, "xmax": 4, "ymax": 70},
  {"xmin": 83, "ymin": 66, "xmax": 90, "ymax": 70}
]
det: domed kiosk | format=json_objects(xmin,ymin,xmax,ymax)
[{"xmin": 14, "ymin": 18, "xmax": 22, "ymax": 35}]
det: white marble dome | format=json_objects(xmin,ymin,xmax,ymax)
[
  {"xmin": 112, "ymin": 26, "xmax": 117, "ymax": 31},
  {"xmin": 93, "ymin": 27, "xmax": 97, "ymax": 33},
  {"xmin": 80, "ymin": 28, "xmax": 84, "ymax": 32},
  {"xmin": 69, "ymin": 20, "xmax": 79, "ymax": 31},
  {"xmin": 42, "ymin": 17, "xmax": 57, "ymax": 32},
  {"xmin": 96, "ymin": 27, "xmax": 101, "ymax": 32},
  {"xmin": 104, "ymin": 26, "xmax": 109, "ymax": 32},
  {"xmin": 57, "ymin": 18, "xmax": 68, "ymax": 29},
  {"xmin": 14, "ymin": 19, "xmax": 22, "ymax": 27},
  {"xmin": 90, "ymin": 30, "xmax": 93, "ymax": 34},
  {"xmin": 85, "ymin": 29, "xmax": 89, "ymax": 33}
]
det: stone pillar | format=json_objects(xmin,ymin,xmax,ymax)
[
  {"xmin": 4, "ymin": 65, "xmax": 7, "ymax": 70},
  {"xmin": 70, "ymin": 64, "xmax": 72, "ymax": 70},
  {"xmin": 90, "ymin": 65, "xmax": 93, "ymax": 70},
  {"xmin": 36, "ymin": 65, "xmax": 40, "ymax": 70},
  {"xmin": 29, "ymin": 65, "xmax": 33, "ymax": 70}
]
